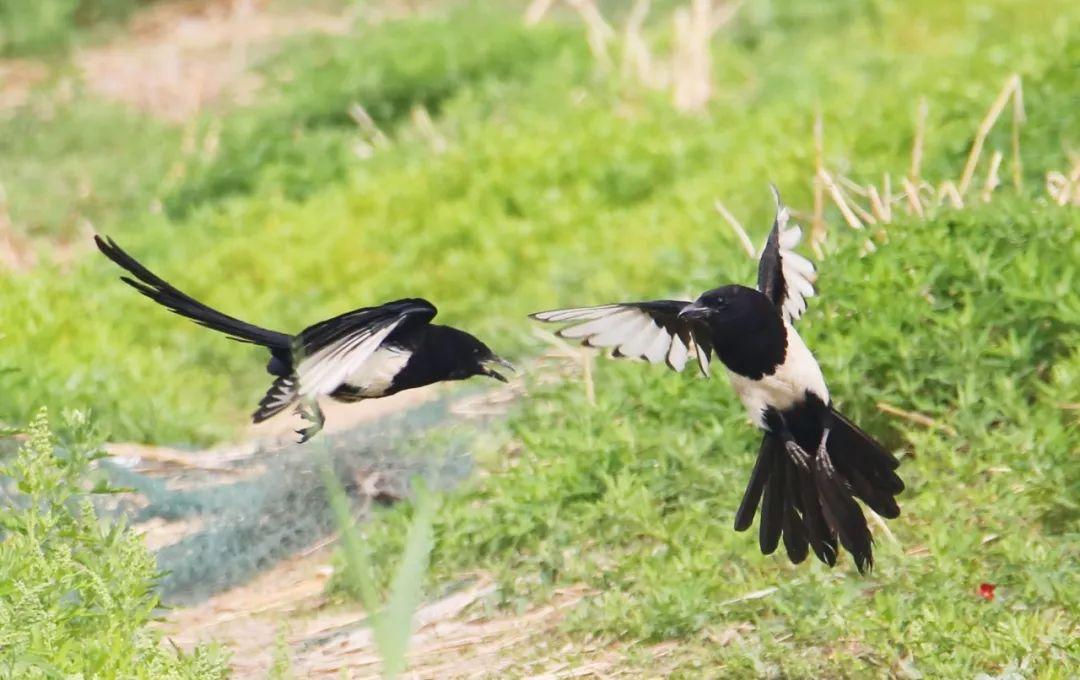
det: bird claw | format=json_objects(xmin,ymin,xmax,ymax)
[
  {"xmin": 293, "ymin": 401, "xmax": 325, "ymax": 444},
  {"xmin": 785, "ymin": 440, "xmax": 812, "ymax": 470},
  {"xmin": 295, "ymin": 426, "xmax": 321, "ymax": 444}
]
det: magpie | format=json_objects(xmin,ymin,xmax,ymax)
[
  {"xmin": 531, "ymin": 187, "xmax": 903, "ymax": 572},
  {"xmin": 95, "ymin": 236, "xmax": 513, "ymax": 442}
]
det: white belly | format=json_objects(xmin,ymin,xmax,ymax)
[
  {"xmin": 726, "ymin": 323, "xmax": 828, "ymax": 428},
  {"xmin": 344, "ymin": 346, "xmax": 411, "ymax": 397}
]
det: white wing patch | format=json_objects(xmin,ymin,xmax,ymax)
[
  {"xmin": 297, "ymin": 319, "xmax": 404, "ymax": 397},
  {"xmin": 343, "ymin": 346, "xmax": 412, "ymax": 397},
  {"xmin": 770, "ymin": 201, "xmax": 817, "ymax": 323},
  {"xmin": 532, "ymin": 304, "xmax": 710, "ymax": 375}
]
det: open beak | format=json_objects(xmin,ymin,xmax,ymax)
[
  {"xmin": 482, "ymin": 356, "xmax": 515, "ymax": 383},
  {"xmin": 678, "ymin": 304, "xmax": 710, "ymax": 321}
]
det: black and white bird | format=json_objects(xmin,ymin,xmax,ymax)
[
  {"xmin": 95, "ymin": 236, "xmax": 513, "ymax": 442},
  {"xmin": 531, "ymin": 187, "xmax": 903, "ymax": 572}
]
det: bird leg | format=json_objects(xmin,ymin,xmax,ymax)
[
  {"xmin": 294, "ymin": 399, "xmax": 325, "ymax": 444},
  {"xmin": 765, "ymin": 410, "xmax": 813, "ymax": 471}
]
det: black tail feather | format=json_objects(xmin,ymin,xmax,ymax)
[
  {"xmin": 829, "ymin": 409, "xmax": 904, "ymax": 493},
  {"xmin": 759, "ymin": 449, "xmax": 785, "ymax": 555},
  {"xmin": 736, "ymin": 408, "xmax": 903, "ymax": 573},
  {"xmin": 734, "ymin": 435, "xmax": 780, "ymax": 531},
  {"xmin": 844, "ymin": 465, "xmax": 901, "ymax": 519},
  {"xmin": 797, "ymin": 462, "xmax": 838, "ymax": 566},
  {"xmin": 814, "ymin": 436, "xmax": 874, "ymax": 573},
  {"xmin": 95, "ymin": 235, "xmax": 292, "ymax": 358},
  {"xmin": 781, "ymin": 460, "xmax": 809, "ymax": 564}
]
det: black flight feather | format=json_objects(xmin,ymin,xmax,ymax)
[
  {"xmin": 759, "ymin": 449, "xmax": 785, "ymax": 555},
  {"xmin": 734, "ymin": 434, "xmax": 780, "ymax": 531},
  {"xmin": 781, "ymin": 459, "xmax": 810, "ymax": 564},
  {"xmin": 813, "ymin": 441, "xmax": 874, "ymax": 573}
]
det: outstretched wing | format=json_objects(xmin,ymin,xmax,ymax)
[
  {"xmin": 757, "ymin": 187, "xmax": 817, "ymax": 323},
  {"xmin": 295, "ymin": 298, "xmax": 437, "ymax": 397},
  {"xmin": 530, "ymin": 301, "xmax": 713, "ymax": 377}
]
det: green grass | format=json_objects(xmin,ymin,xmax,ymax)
[{"xmin": 0, "ymin": 93, "xmax": 179, "ymax": 240}]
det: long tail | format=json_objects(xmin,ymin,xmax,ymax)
[
  {"xmin": 95, "ymin": 235, "xmax": 293, "ymax": 356},
  {"xmin": 734, "ymin": 409, "xmax": 903, "ymax": 573},
  {"xmin": 96, "ymin": 236, "xmax": 302, "ymax": 422}
]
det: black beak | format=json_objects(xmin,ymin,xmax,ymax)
[
  {"xmin": 482, "ymin": 356, "xmax": 515, "ymax": 383},
  {"xmin": 678, "ymin": 303, "xmax": 710, "ymax": 321}
]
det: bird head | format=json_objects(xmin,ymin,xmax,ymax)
[{"xmin": 678, "ymin": 285, "xmax": 752, "ymax": 325}]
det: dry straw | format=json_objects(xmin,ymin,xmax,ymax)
[
  {"xmin": 529, "ymin": 0, "xmax": 741, "ymax": 113},
  {"xmin": 786, "ymin": 74, "xmax": 1032, "ymax": 257}
]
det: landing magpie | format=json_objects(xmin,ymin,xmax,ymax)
[
  {"xmin": 531, "ymin": 187, "xmax": 903, "ymax": 572},
  {"xmin": 95, "ymin": 236, "xmax": 513, "ymax": 442}
]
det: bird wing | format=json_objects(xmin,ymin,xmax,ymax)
[
  {"xmin": 530, "ymin": 301, "xmax": 713, "ymax": 377},
  {"xmin": 295, "ymin": 299, "xmax": 437, "ymax": 397},
  {"xmin": 757, "ymin": 186, "xmax": 817, "ymax": 323}
]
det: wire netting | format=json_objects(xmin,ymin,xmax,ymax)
[{"xmin": 100, "ymin": 397, "xmax": 476, "ymax": 605}]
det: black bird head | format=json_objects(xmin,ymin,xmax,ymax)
[
  {"xmin": 679, "ymin": 284, "xmax": 787, "ymax": 376},
  {"xmin": 678, "ymin": 285, "xmax": 764, "ymax": 328},
  {"xmin": 434, "ymin": 326, "xmax": 514, "ymax": 383}
]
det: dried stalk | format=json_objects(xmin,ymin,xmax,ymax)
[
  {"xmin": 868, "ymin": 510, "xmax": 898, "ymax": 545},
  {"xmin": 818, "ymin": 168, "xmax": 864, "ymax": 229},
  {"xmin": 867, "ymin": 184, "xmax": 890, "ymax": 222},
  {"xmin": 714, "ymin": 199, "xmax": 757, "ymax": 258},
  {"xmin": 838, "ymin": 181, "xmax": 877, "ymax": 225},
  {"xmin": 1011, "ymin": 77, "xmax": 1025, "ymax": 190},
  {"xmin": 1046, "ymin": 157, "xmax": 1080, "ymax": 206},
  {"xmin": 566, "ymin": 0, "xmax": 616, "ymax": 69},
  {"xmin": 981, "ymin": 149, "xmax": 1003, "ymax": 202},
  {"xmin": 410, "ymin": 105, "xmax": 447, "ymax": 153},
  {"xmin": 348, "ymin": 102, "xmax": 389, "ymax": 148},
  {"xmin": 957, "ymin": 75, "xmax": 1020, "ymax": 196},
  {"xmin": 937, "ymin": 180, "xmax": 964, "ymax": 209},
  {"xmin": 524, "ymin": 0, "xmax": 557, "ymax": 25},
  {"xmin": 901, "ymin": 176, "xmax": 924, "ymax": 219},
  {"xmin": 909, "ymin": 97, "xmax": 928, "ymax": 183},
  {"xmin": 877, "ymin": 401, "xmax": 958, "ymax": 437},
  {"xmin": 811, "ymin": 112, "xmax": 826, "ymax": 255},
  {"xmin": 622, "ymin": 0, "xmax": 666, "ymax": 89},
  {"xmin": 581, "ymin": 348, "xmax": 595, "ymax": 406},
  {"xmin": 838, "ymin": 175, "xmax": 870, "ymax": 197}
]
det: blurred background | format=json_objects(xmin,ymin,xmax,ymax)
[{"xmin": 0, "ymin": 0, "xmax": 1077, "ymax": 677}]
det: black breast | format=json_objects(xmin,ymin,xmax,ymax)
[{"xmin": 706, "ymin": 290, "xmax": 787, "ymax": 379}]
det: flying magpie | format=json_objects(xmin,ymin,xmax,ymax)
[
  {"xmin": 95, "ymin": 236, "xmax": 513, "ymax": 442},
  {"xmin": 531, "ymin": 187, "xmax": 903, "ymax": 572}
]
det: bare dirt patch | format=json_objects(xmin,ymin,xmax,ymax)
[
  {"xmin": 0, "ymin": 59, "xmax": 48, "ymax": 111},
  {"xmin": 162, "ymin": 551, "xmax": 615, "ymax": 679},
  {"xmin": 76, "ymin": 0, "xmax": 354, "ymax": 121}
]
